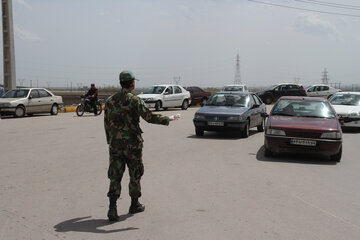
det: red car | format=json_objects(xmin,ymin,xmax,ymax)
[
  {"xmin": 184, "ymin": 86, "xmax": 212, "ymax": 106},
  {"xmin": 264, "ymin": 96, "xmax": 342, "ymax": 162}
]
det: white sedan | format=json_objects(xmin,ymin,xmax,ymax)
[
  {"xmin": 329, "ymin": 92, "xmax": 360, "ymax": 129},
  {"xmin": 306, "ymin": 84, "xmax": 341, "ymax": 98},
  {"xmin": 0, "ymin": 88, "xmax": 64, "ymax": 117},
  {"xmin": 138, "ymin": 85, "xmax": 191, "ymax": 111}
]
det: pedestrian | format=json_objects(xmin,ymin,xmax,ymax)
[{"xmin": 104, "ymin": 70, "xmax": 180, "ymax": 221}]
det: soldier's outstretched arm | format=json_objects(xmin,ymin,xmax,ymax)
[{"xmin": 134, "ymin": 97, "xmax": 170, "ymax": 125}]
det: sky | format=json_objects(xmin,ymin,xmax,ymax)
[{"xmin": 2, "ymin": 0, "xmax": 360, "ymax": 89}]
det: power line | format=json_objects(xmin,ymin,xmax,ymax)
[
  {"xmin": 248, "ymin": 0, "xmax": 360, "ymax": 17},
  {"xmin": 294, "ymin": 0, "xmax": 360, "ymax": 10},
  {"xmin": 302, "ymin": 0, "xmax": 360, "ymax": 9}
]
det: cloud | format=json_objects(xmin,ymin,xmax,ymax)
[
  {"xmin": 15, "ymin": 0, "xmax": 32, "ymax": 11},
  {"xmin": 293, "ymin": 14, "xmax": 339, "ymax": 36},
  {"xmin": 14, "ymin": 25, "xmax": 43, "ymax": 42}
]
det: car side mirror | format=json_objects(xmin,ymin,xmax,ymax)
[
  {"xmin": 261, "ymin": 112, "xmax": 269, "ymax": 118},
  {"xmin": 28, "ymin": 96, "xmax": 32, "ymax": 100},
  {"xmin": 252, "ymin": 104, "xmax": 260, "ymax": 109},
  {"xmin": 164, "ymin": 92, "xmax": 169, "ymax": 95}
]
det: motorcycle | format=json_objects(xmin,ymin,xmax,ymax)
[{"xmin": 76, "ymin": 95, "xmax": 103, "ymax": 116}]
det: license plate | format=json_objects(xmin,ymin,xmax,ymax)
[
  {"xmin": 208, "ymin": 121, "xmax": 224, "ymax": 126},
  {"xmin": 146, "ymin": 103, "xmax": 155, "ymax": 108},
  {"xmin": 290, "ymin": 139, "xmax": 316, "ymax": 146}
]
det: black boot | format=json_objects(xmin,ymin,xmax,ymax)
[
  {"xmin": 129, "ymin": 198, "xmax": 145, "ymax": 214},
  {"xmin": 107, "ymin": 195, "xmax": 119, "ymax": 221}
]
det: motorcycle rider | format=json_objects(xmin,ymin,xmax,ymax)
[{"xmin": 85, "ymin": 83, "xmax": 99, "ymax": 115}]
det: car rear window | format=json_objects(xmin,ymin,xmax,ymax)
[{"xmin": 272, "ymin": 99, "xmax": 336, "ymax": 118}]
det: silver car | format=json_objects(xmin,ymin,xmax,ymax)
[
  {"xmin": 305, "ymin": 84, "xmax": 341, "ymax": 98},
  {"xmin": 0, "ymin": 88, "xmax": 64, "ymax": 117}
]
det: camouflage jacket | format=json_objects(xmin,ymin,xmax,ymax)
[{"xmin": 104, "ymin": 89, "xmax": 170, "ymax": 146}]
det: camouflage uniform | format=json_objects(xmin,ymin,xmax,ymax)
[{"xmin": 104, "ymin": 88, "xmax": 169, "ymax": 199}]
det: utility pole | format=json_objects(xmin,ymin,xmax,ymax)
[
  {"xmin": 321, "ymin": 68, "xmax": 329, "ymax": 85},
  {"xmin": 2, "ymin": 0, "xmax": 16, "ymax": 91},
  {"xmin": 234, "ymin": 54, "xmax": 242, "ymax": 85}
]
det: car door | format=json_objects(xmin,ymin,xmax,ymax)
[
  {"xmin": 38, "ymin": 89, "xmax": 53, "ymax": 112},
  {"xmin": 320, "ymin": 85, "xmax": 330, "ymax": 97},
  {"xmin": 27, "ymin": 89, "xmax": 41, "ymax": 113},
  {"xmin": 163, "ymin": 86, "xmax": 175, "ymax": 107},
  {"xmin": 173, "ymin": 86, "xmax": 185, "ymax": 106},
  {"xmin": 250, "ymin": 94, "xmax": 262, "ymax": 126}
]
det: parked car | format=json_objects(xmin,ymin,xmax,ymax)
[
  {"xmin": 223, "ymin": 84, "xmax": 248, "ymax": 92},
  {"xmin": 329, "ymin": 92, "xmax": 360, "ymax": 129},
  {"xmin": 137, "ymin": 85, "xmax": 191, "ymax": 111},
  {"xmin": 184, "ymin": 86, "xmax": 212, "ymax": 106},
  {"xmin": 256, "ymin": 83, "xmax": 307, "ymax": 104},
  {"xmin": 193, "ymin": 92, "xmax": 266, "ymax": 137},
  {"xmin": 0, "ymin": 88, "xmax": 64, "ymax": 117},
  {"xmin": 263, "ymin": 96, "xmax": 342, "ymax": 161},
  {"xmin": 305, "ymin": 84, "xmax": 341, "ymax": 98}
]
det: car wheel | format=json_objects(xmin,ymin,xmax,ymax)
[
  {"xmin": 15, "ymin": 105, "xmax": 25, "ymax": 118},
  {"xmin": 50, "ymin": 104, "xmax": 59, "ymax": 115},
  {"xmin": 264, "ymin": 146, "xmax": 273, "ymax": 157},
  {"xmin": 155, "ymin": 101, "xmax": 161, "ymax": 111},
  {"xmin": 76, "ymin": 104, "xmax": 85, "ymax": 116},
  {"xmin": 195, "ymin": 128, "xmax": 204, "ymax": 136},
  {"xmin": 330, "ymin": 146, "xmax": 342, "ymax": 162},
  {"xmin": 240, "ymin": 120, "xmax": 250, "ymax": 138},
  {"xmin": 181, "ymin": 100, "xmax": 189, "ymax": 110},
  {"xmin": 264, "ymin": 96, "xmax": 272, "ymax": 105},
  {"xmin": 257, "ymin": 118, "xmax": 264, "ymax": 132}
]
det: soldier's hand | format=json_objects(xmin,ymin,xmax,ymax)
[{"xmin": 169, "ymin": 113, "xmax": 181, "ymax": 121}]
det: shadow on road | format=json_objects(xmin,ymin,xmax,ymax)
[
  {"xmin": 54, "ymin": 215, "xmax": 138, "ymax": 234},
  {"xmin": 187, "ymin": 129, "xmax": 259, "ymax": 140},
  {"xmin": 256, "ymin": 145, "xmax": 337, "ymax": 165}
]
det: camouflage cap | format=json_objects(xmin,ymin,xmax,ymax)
[{"xmin": 119, "ymin": 71, "xmax": 140, "ymax": 82}]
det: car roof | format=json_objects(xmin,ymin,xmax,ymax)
[
  {"xmin": 216, "ymin": 91, "xmax": 252, "ymax": 95},
  {"xmin": 333, "ymin": 92, "xmax": 360, "ymax": 95},
  {"xmin": 278, "ymin": 96, "xmax": 327, "ymax": 102},
  {"xmin": 275, "ymin": 83, "xmax": 303, "ymax": 86},
  {"xmin": 225, "ymin": 84, "xmax": 246, "ymax": 87}
]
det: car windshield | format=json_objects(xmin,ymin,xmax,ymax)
[
  {"xmin": 206, "ymin": 93, "xmax": 249, "ymax": 107},
  {"xmin": 329, "ymin": 94, "xmax": 360, "ymax": 106},
  {"xmin": 272, "ymin": 99, "xmax": 336, "ymax": 118},
  {"xmin": 142, "ymin": 86, "xmax": 165, "ymax": 94},
  {"xmin": 1, "ymin": 89, "xmax": 29, "ymax": 98},
  {"xmin": 224, "ymin": 86, "xmax": 243, "ymax": 92}
]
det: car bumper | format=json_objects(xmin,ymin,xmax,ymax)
[
  {"xmin": 193, "ymin": 119, "xmax": 247, "ymax": 131},
  {"xmin": 264, "ymin": 135, "xmax": 342, "ymax": 156},
  {"xmin": 0, "ymin": 106, "xmax": 16, "ymax": 114}
]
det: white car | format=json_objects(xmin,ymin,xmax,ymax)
[
  {"xmin": 223, "ymin": 84, "xmax": 248, "ymax": 92},
  {"xmin": 306, "ymin": 84, "xmax": 341, "ymax": 98},
  {"xmin": 329, "ymin": 92, "xmax": 360, "ymax": 129},
  {"xmin": 138, "ymin": 85, "xmax": 191, "ymax": 111},
  {"xmin": 0, "ymin": 88, "xmax": 64, "ymax": 117}
]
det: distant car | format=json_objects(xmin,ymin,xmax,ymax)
[
  {"xmin": 223, "ymin": 84, "xmax": 248, "ymax": 92},
  {"xmin": 256, "ymin": 83, "xmax": 307, "ymax": 104},
  {"xmin": 0, "ymin": 88, "xmax": 64, "ymax": 117},
  {"xmin": 264, "ymin": 96, "xmax": 342, "ymax": 162},
  {"xmin": 193, "ymin": 92, "xmax": 266, "ymax": 137},
  {"xmin": 184, "ymin": 86, "xmax": 212, "ymax": 106},
  {"xmin": 138, "ymin": 85, "xmax": 191, "ymax": 111},
  {"xmin": 329, "ymin": 92, "xmax": 360, "ymax": 129},
  {"xmin": 306, "ymin": 84, "xmax": 341, "ymax": 98}
]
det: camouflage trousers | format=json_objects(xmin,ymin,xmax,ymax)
[{"xmin": 107, "ymin": 142, "xmax": 144, "ymax": 199}]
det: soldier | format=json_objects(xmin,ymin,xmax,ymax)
[{"xmin": 104, "ymin": 70, "xmax": 180, "ymax": 221}]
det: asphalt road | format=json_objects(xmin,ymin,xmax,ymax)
[{"xmin": 1, "ymin": 107, "xmax": 360, "ymax": 240}]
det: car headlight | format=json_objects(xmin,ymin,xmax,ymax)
[
  {"xmin": 349, "ymin": 111, "xmax": 360, "ymax": 117},
  {"xmin": 266, "ymin": 128, "xmax": 286, "ymax": 136},
  {"xmin": 227, "ymin": 115, "xmax": 243, "ymax": 121},
  {"xmin": 194, "ymin": 114, "xmax": 206, "ymax": 120},
  {"xmin": 320, "ymin": 132, "xmax": 341, "ymax": 139}
]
